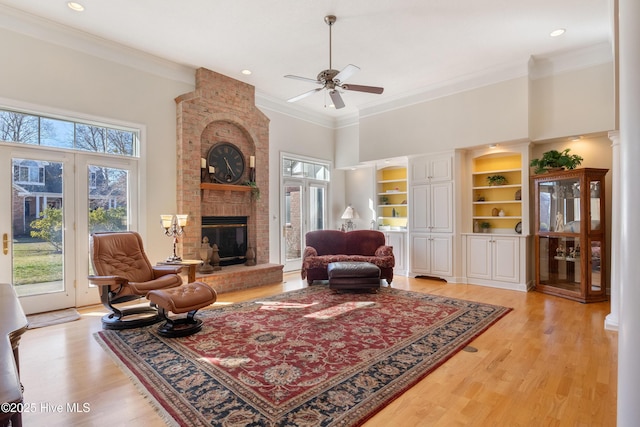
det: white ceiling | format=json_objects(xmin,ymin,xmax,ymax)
[{"xmin": 0, "ymin": 0, "xmax": 612, "ymax": 119}]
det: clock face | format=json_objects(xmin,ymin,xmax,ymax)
[{"xmin": 207, "ymin": 142, "xmax": 245, "ymax": 184}]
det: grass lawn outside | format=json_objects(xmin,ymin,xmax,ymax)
[{"xmin": 12, "ymin": 237, "xmax": 63, "ymax": 285}]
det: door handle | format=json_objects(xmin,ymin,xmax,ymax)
[{"xmin": 2, "ymin": 233, "xmax": 7, "ymax": 255}]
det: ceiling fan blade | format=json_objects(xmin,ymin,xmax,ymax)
[
  {"xmin": 284, "ymin": 75, "xmax": 322, "ymax": 85},
  {"xmin": 329, "ymin": 90, "xmax": 345, "ymax": 109},
  {"xmin": 333, "ymin": 64, "xmax": 360, "ymax": 84},
  {"xmin": 287, "ymin": 87, "xmax": 323, "ymax": 103},
  {"xmin": 341, "ymin": 83, "xmax": 384, "ymax": 94}
]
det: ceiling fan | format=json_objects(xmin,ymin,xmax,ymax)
[{"xmin": 285, "ymin": 15, "xmax": 384, "ymax": 109}]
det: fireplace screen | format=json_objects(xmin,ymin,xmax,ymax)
[{"xmin": 201, "ymin": 216, "xmax": 247, "ymax": 266}]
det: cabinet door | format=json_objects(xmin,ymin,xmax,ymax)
[
  {"xmin": 410, "ymin": 234, "xmax": 430, "ymax": 273},
  {"xmin": 430, "ymin": 235, "xmax": 453, "ymax": 277},
  {"xmin": 430, "ymin": 156, "xmax": 452, "ymax": 182},
  {"xmin": 410, "ymin": 157, "xmax": 431, "ymax": 184},
  {"xmin": 492, "ymin": 236, "xmax": 519, "ymax": 283},
  {"xmin": 386, "ymin": 232, "xmax": 405, "ymax": 272},
  {"xmin": 430, "ymin": 182, "xmax": 453, "ymax": 233},
  {"xmin": 466, "ymin": 235, "xmax": 492, "ymax": 280},
  {"xmin": 410, "ymin": 185, "xmax": 429, "ymax": 232}
]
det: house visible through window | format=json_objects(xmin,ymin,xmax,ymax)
[{"xmin": 13, "ymin": 160, "xmax": 45, "ymax": 185}]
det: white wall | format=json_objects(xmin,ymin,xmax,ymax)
[
  {"xmin": 358, "ymin": 77, "xmax": 530, "ymax": 161},
  {"xmin": 529, "ymin": 63, "xmax": 615, "ymax": 141}
]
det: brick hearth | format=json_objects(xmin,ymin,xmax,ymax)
[{"xmin": 175, "ymin": 68, "xmax": 283, "ymax": 291}]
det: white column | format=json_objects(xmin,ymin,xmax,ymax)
[
  {"xmin": 617, "ymin": 0, "xmax": 640, "ymax": 424},
  {"xmin": 605, "ymin": 130, "xmax": 619, "ymax": 330}
]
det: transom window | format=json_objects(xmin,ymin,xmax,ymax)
[
  {"xmin": 0, "ymin": 108, "xmax": 138, "ymax": 157},
  {"xmin": 282, "ymin": 158, "xmax": 330, "ymax": 181}
]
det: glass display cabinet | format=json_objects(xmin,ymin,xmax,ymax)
[{"xmin": 533, "ymin": 168, "xmax": 608, "ymax": 303}]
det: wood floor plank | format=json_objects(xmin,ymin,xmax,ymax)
[{"xmin": 18, "ymin": 274, "xmax": 617, "ymax": 426}]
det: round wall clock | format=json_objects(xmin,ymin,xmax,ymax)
[{"xmin": 207, "ymin": 142, "xmax": 245, "ymax": 184}]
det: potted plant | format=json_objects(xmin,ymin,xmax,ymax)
[
  {"xmin": 480, "ymin": 221, "xmax": 491, "ymax": 233},
  {"xmin": 244, "ymin": 181, "xmax": 260, "ymax": 200},
  {"xmin": 486, "ymin": 175, "xmax": 508, "ymax": 186},
  {"xmin": 380, "ymin": 195, "xmax": 389, "ymax": 205},
  {"xmin": 530, "ymin": 148, "xmax": 583, "ymax": 174}
]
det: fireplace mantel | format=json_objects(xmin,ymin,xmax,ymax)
[{"xmin": 200, "ymin": 183, "xmax": 252, "ymax": 192}]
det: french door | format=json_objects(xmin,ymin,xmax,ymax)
[
  {"xmin": 282, "ymin": 179, "xmax": 327, "ymax": 272},
  {"xmin": 0, "ymin": 145, "xmax": 137, "ymax": 314}
]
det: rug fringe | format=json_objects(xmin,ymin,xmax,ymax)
[{"xmin": 94, "ymin": 333, "xmax": 180, "ymax": 427}]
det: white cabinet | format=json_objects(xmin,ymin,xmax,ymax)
[
  {"xmin": 384, "ymin": 231, "xmax": 406, "ymax": 275},
  {"xmin": 410, "ymin": 155, "xmax": 452, "ymax": 183},
  {"xmin": 410, "ymin": 234, "xmax": 453, "ymax": 277},
  {"xmin": 410, "ymin": 182, "xmax": 453, "ymax": 233},
  {"xmin": 465, "ymin": 234, "xmax": 525, "ymax": 288}
]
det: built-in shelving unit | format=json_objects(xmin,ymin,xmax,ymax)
[
  {"xmin": 472, "ymin": 154, "xmax": 522, "ymax": 234},
  {"xmin": 376, "ymin": 167, "xmax": 408, "ymax": 229}
]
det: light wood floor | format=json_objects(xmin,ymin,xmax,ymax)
[{"xmin": 19, "ymin": 273, "xmax": 617, "ymax": 426}]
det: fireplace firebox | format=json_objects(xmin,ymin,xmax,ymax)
[{"xmin": 201, "ymin": 216, "xmax": 247, "ymax": 266}]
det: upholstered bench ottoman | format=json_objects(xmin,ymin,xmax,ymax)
[
  {"xmin": 327, "ymin": 261, "xmax": 381, "ymax": 292},
  {"xmin": 147, "ymin": 282, "xmax": 217, "ymax": 337}
]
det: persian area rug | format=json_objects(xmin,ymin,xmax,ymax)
[
  {"xmin": 95, "ymin": 285, "xmax": 511, "ymax": 427},
  {"xmin": 27, "ymin": 308, "xmax": 80, "ymax": 329}
]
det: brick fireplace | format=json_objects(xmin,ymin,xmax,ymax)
[{"xmin": 175, "ymin": 68, "xmax": 282, "ymax": 292}]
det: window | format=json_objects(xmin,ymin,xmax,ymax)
[
  {"xmin": 0, "ymin": 108, "xmax": 138, "ymax": 157},
  {"xmin": 13, "ymin": 160, "xmax": 45, "ymax": 185},
  {"xmin": 282, "ymin": 158, "xmax": 330, "ymax": 181}
]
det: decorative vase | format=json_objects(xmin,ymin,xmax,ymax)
[
  {"xmin": 492, "ymin": 207, "xmax": 499, "ymax": 217},
  {"xmin": 245, "ymin": 246, "xmax": 256, "ymax": 266},
  {"xmin": 473, "ymin": 221, "xmax": 480, "ymax": 233}
]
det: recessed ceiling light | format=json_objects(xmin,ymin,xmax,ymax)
[
  {"xmin": 489, "ymin": 144, "xmax": 498, "ymax": 148},
  {"xmin": 67, "ymin": 2, "xmax": 85, "ymax": 12},
  {"xmin": 241, "ymin": 69, "xmax": 252, "ymax": 75},
  {"xmin": 550, "ymin": 28, "xmax": 566, "ymax": 37}
]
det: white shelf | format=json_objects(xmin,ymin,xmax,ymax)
[
  {"xmin": 473, "ymin": 200, "xmax": 521, "ymax": 205},
  {"xmin": 473, "ymin": 184, "xmax": 521, "ymax": 190},
  {"xmin": 378, "ymin": 179, "xmax": 406, "ymax": 184},
  {"xmin": 472, "ymin": 168, "xmax": 521, "ymax": 175}
]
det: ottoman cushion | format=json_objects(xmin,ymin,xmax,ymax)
[
  {"xmin": 147, "ymin": 282, "xmax": 216, "ymax": 314},
  {"xmin": 328, "ymin": 262, "xmax": 381, "ymax": 291}
]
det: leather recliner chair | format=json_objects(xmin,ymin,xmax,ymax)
[{"xmin": 89, "ymin": 231, "xmax": 183, "ymax": 330}]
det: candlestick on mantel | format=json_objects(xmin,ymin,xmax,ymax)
[
  {"xmin": 200, "ymin": 158, "xmax": 208, "ymax": 182},
  {"xmin": 209, "ymin": 165, "xmax": 216, "ymax": 183},
  {"xmin": 249, "ymin": 155, "xmax": 255, "ymax": 168},
  {"xmin": 209, "ymin": 166, "xmax": 215, "ymax": 174}
]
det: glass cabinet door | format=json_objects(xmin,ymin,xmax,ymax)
[{"xmin": 536, "ymin": 177, "xmax": 581, "ymax": 233}]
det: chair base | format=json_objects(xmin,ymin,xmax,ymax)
[
  {"xmin": 101, "ymin": 306, "xmax": 163, "ymax": 330},
  {"xmin": 156, "ymin": 311, "xmax": 203, "ymax": 338}
]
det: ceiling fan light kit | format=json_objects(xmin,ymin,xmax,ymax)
[{"xmin": 285, "ymin": 15, "xmax": 384, "ymax": 109}]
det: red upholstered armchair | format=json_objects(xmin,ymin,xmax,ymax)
[
  {"xmin": 89, "ymin": 231, "xmax": 183, "ymax": 329},
  {"xmin": 301, "ymin": 230, "xmax": 395, "ymax": 285}
]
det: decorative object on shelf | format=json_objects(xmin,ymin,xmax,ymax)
[
  {"xmin": 244, "ymin": 181, "xmax": 260, "ymax": 199},
  {"xmin": 207, "ymin": 142, "xmax": 246, "ymax": 184},
  {"xmin": 499, "ymin": 209, "xmax": 506, "ymax": 217},
  {"xmin": 249, "ymin": 155, "xmax": 256, "ymax": 182},
  {"xmin": 392, "ymin": 208, "xmax": 397, "ymax": 217},
  {"xmin": 341, "ymin": 204, "xmax": 358, "ymax": 231},
  {"xmin": 208, "ymin": 165, "xmax": 216, "ymax": 183},
  {"xmin": 476, "ymin": 195, "xmax": 485, "ymax": 201},
  {"xmin": 200, "ymin": 157, "xmax": 209, "ymax": 183},
  {"xmin": 515, "ymin": 221, "xmax": 522, "ymax": 234},
  {"xmin": 492, "ymin": 207, "xmax": 499, "ymax": 216},
  {"xmin": 486, "ymin": 175, "xmax": 508, "ymax": 186},
  {"xmin": 401, "ymin": 200, "xmax": 407, "ymax": 204},
  {"xmin": 380, "ymin": 195, "xmax": 389, "ymax": 205},
  {"xmin": 529, "ymin": 148, "xmax": 583, "ymax": 174},
  {"xmin": 480, "ymin": 222, "xmax": 491, "ymax": 233},
  {"xmin": 245, "ymin": 246, "xmax": 256, "ymax": 266},
  {"xmin": 474, "ymin": 220, "xmax": 480, "ymax": 233},
  {"xmin": 160, "ymin": 214, "xmax": 188, "ymax": 262},
  {"xmin": 199, "ymin": 236, "xmax": 214, "ymax": 273},
  {"xmin": 555, "ymin": 212, "xmax": 565, "ymax": 232},
  {"xmin": 515, "ymin": 189, "xmax": 521, "ymax": 200}
]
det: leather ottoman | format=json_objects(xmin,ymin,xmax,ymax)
[
  {"xmin": 327, "ymin": 261, "xmax": 381, "ymax": 292},
  {"xmin": 147, "ymin": 282, "xmax": 217, "ymax": 337}
]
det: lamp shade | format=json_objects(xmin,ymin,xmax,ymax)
[{"xmin": 340, "ymin": 205, "xmax": 355, "ymax": 219}]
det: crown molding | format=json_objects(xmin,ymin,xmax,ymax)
[
  {"xmin": 528, "ymin": 41, "xmax": 613, "ymax": 80},
  {"xmin": 255, "ymin": 92, "xmax": 337, "ymax": 129},
  {"xmin": 0, "ymin": 4, "xmax": 194, "ymax": 85}
]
